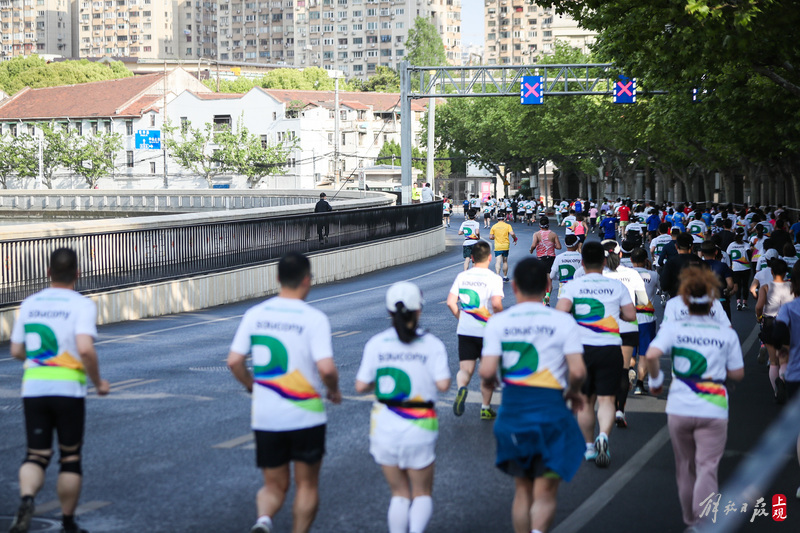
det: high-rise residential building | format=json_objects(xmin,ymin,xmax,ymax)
[
  {"xmin": 0, "ymin": 0, "xmax": 73, "ymax": 59},
  {"xmin": 181, "ymin": 0, "xmax": 460, "ymax": 78},
  {"xmin": 73, "ymin": 0, "xmax": 179, "ymax": 59},
  {"xmin": 483, "ymin": 0, "xmax": 594, "ymax": 65}
]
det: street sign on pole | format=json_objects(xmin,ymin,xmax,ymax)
[
  {"xmin": 613, "ymin": 75, "xmax": 636, "ymax": 104},
  {"xmin": 520, "ymin": 75, "xmax": 544, "ymax": 105},
  {"xmin": 358, "ymin": 167, "xmax": 366, "ymax": 190},
  {"xmin": 135, "ymin": 129, "xmax": 162, "ymax": 150}
]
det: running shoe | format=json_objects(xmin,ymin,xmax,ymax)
[
  {"xmin": 634, "ymin": 385, "xmax": 644, "ymax": 396},
  {"xmin": 615, "ymin": 410, "xmax": 628, "ymax": 429},
  {"xmin": 758, "ymin": 345, "xmax": 768, "ymax": 365},
  {"xmin": 594, "ymin": 435, "xmax": 611, "ymax": 468},
  {"xmin": 503, "ymin": 277, "xmax": 510, "ymax": 282},
  {"xmin": 453, "ymin": 386, "xmax": 468, "ymax": 416},
  {"xmin": 250, "ymin": 523, "xmax": 272, "ymax": 533},
  {"xmin": 776, "ymin": 377, "xmax": 787, "ymax": 405},
  {"xmin": 584, "ymin": 445, "xmax": 598, "ymax": 462},
  {"xmin": 9, "ymin": 498, "xmax": 35, "ymax": 533},
  {"xmin": 480, "ymin": 407, "xmax": 497, "ymax": 420},
  {"xmin": 628, "ymin": 368, "xmax": 637, "ymax": 391},
  {"xmin": 737, "ymin": 302, "xmax": 743, "ymax": 311}
]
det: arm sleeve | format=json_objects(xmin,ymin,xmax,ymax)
[
  {"xmin": 481, "ymin": 317, "xmax": 502, "ymax": 357},
  {"xmin": 75, "ymin": 300, "xmax": 98, "ymax": 338},
  {"xmin": 355, "ymin": 340, "xmax": 377, "ymax": 384},
  {"xmin": 725, "ymin": 330, "xmax": 745, "ymax": 371},
  {"xmin": 229, "ymin": 314, "xmax": 253, "ymax": 355},
  {"xmin": 309, "ymin": 312, "xmax": 334, "ymax": 362},
  {"xmin": 430, "ymin": 337, "xmax": 451, "ymax": 382},
  {"xmin": 10, "ymin": 306, "xmax": 25, "ymax": 344}
]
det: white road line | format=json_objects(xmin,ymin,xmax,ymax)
[
  {"xmin": 75, "ymin": 500, "xmax": 112, "ymax": 515},
  {"xmin": 741, "ymin": 323, "xmax": 760, "ymax": 356},
  {"xmin": 551, "ymin": 425, "xmax": 671, "ymax": 533},
  {"xmin": 92, "ymin": 262, "xmax": 463, "ymax": 346},
  {"xmin": 33, "ymin": 500, "xmax": 62, "ymax": 516},
  {"xmin": 334, "ymin": 330, "xmax": 362, "ymax": 338},
  {"xmin": 0, "ymin": 357, "xmax": 14, "ymax": 362},
  {"xmin": 109, "ymin": 379, "xmax": 160, "ymax": 392},
  {"xmin": 213, "ymin": 433, "xmax": 254, "ymax": 449}
]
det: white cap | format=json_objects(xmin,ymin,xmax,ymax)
[
  {"xmin": 764, "ymin": 249, "xmax": 780, "ymax": 261},
  {"xmin": 385, "ymin": 282, "xmax": 424, "ymax": 312}
]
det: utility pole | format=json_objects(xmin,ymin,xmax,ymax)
[
  {"xmin": 36, "ymin": 129, "xmax": 43, "ymax": 189},
  {"xmin": 426, "ymin": 97, "xmax": 435, "ymax": 194},
  {"xmin": 334, "ymin": 74, "xmax": 340, "ymax": 188},
  {"xmin": 163, "ymin": 61, "xmax": 168, "ymax": 189}
]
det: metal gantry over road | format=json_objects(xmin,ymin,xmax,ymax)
[{"xmin": 398, "ymin": 61, "xmax": 657, "ymax": 203}]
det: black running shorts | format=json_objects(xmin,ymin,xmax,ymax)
[
  {"xmin": 458, "ymin": 335, "xmax": 484, "ymax": 362},
  {"xmin": 255, "ymin": 424, "xmax": 326, "ymax": 469},
  {"xmin": 581, "ymin": 345, "xmax": 624, "ymax": 397},
  {"xmin": 23, "ymin": 396, "xmax": 85, "ymax": 451},
  {"xmin": 620, "ymin": 331, "xmax": 640, "ymax": 349}
]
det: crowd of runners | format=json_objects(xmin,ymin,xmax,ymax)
[{"xmin": 7, "ymin": 197, "xmax": 800, "ymax": 533}]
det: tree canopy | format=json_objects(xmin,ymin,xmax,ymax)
[
  {"xmin": 405, "ymin": 17, "xmax": 448, "ymax": 67},
  {"xmin": 0, "ymin": 56, "xmax": 132, "ymax": 95}
]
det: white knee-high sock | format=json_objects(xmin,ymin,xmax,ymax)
[
  {"xmin": 388, "ymin": 497, "xmax": 411, "ymax": 533},
  {"xmin": 409, "ymin": 496, "xmax": 433, "ymax": 533}
]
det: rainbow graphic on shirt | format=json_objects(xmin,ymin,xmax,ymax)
[
  {"xmin": 501, "ymin": 341, "xmax": 562, "ymax": 390},
  {"xmin": 676, "ymin": 377, "xmax": 728, "ymax": 409},
  {"xmin": 636, "ymin": 303, "xmax": 655, "ymax": 318},
  {"xmin": 23, "ymin": 323, "xmax": 85, "ymax": 379},
  {"xmin": 254, "ymin": 368, "xmax": 324, "ymax": 413},
  {"xmin": 459, "ymin": 288, "xmax": 491, "ymax": 325},
  {"xmin": 572, "ymin": 297, "xmax": 621, "ymax": 337},
  {"xmin": 578, "ymin": 315, "xmax": 621, "ymax": 336},
  {"xmin": 387, "ymin": 399, "xmax": 438, "ymax": 432},
  {"xmin": 376, "ymin": 368, "xmax": 437, "ymax": 431}
]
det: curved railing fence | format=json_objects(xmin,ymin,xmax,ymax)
[{"xmin": 0, "ymin": 201, "xmax": 442, "ymax": 308}]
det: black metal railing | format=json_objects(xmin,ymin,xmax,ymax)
[{"xmin": 0, "ymin": 201, "xmax": 443, "ymax": 308}]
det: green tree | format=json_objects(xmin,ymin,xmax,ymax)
[
  {"xmin": 214, "ymin": 119, "xmax": 296, "ymax": 188},
  {"xmin": 359, "ymin": 66, "xmax": 400, "ymax": 92},
  {"xmin": 68, "ymin": 132, "xmax": 123, "ymax": 188},
  {"xmin": 406, "ymin": 17, "xmax": 448, "ymax": 66},
  {"xmin": 0, "ymin": 134, "xmax": 25, "ymax": 188},
  {"xmin": 164, "ymin": 121, "xmax": 227, "ymax": 187},
  {"xmin": 12, "ymin": 123, "xmax": 79, "ymax": 189},
  {"xmin": 0, "ymin": 56, "xmax": 132, "ymax": 95}
]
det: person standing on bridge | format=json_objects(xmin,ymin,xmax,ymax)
[
  {"xmin": 480, "ymin": 258, "xmax": 586, "ymax": 533},
  {"xmin": 355, "ymin": 282, "xmax": 451, "ymax": 533},
  {"xmin": 645, "ymin": 266, "xmax": 744, "ymax": 529},
  {"xmin": 420, "ymin": 183, "xmax": 434, "ymax": 203},
  {"xmin": 8, "ymin": 247, "xmax": 110, "ymax": 533},
  {"xmin": 227, "ymin": 252, "xmax": 342, "ymax": 533},
  {"xmin": 447, "ymin": 240, "xmax": 505, "ymax": 420},
  {"xmin": 314, "ymin": 192, "xmax": 332, "ymax": 243}
]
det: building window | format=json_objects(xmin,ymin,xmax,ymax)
[
  {"xmin": 76, "ymin": 122, "xmax": 83, "ymax": 135},
  {"xmin": 91, "ymin": 121, "xmax": 98, "ymax": 135},
  {"xmin": 104, "ymin": 121, "xmax": 112, "ymax": 133},
  {"xmin": 213, "ymin": 115, "xmax": 232, "ymax": 133},
  {"xmin": 126, "ymin": 120, "xmax": 133, "ymax": 135},
  {"xmin": 261, "ymin": 134, "xmax": 268, "ymax": 149},
  {"xmin": 150, "ymin": 114, "xmax": 156, "ymax": 127},
  {"xmin": 150, "ymin": 162, "xmax": 156, "ymax": 174},
  {"xmin": 126, "ymin": 151, "xmax": 134, "ymax": 168}
]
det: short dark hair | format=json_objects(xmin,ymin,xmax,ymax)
[
  {"xmin": 631, "ymin": 248, "xmax": 648, "ymax": 264},
  {"xmin": 659, "ymin": 222, "xmax": 670, "ymax": 234},
  {"xmin": 470, "ymin": 240, "xmax": 491, "ymax": 263},
  {"xmin": 772, "ymin": 258, "xmax": 788, "ymax": 279},
  {"xmin": 513, "ymin": 258, "xmax": 548, "ymax": 296},
  {"xmin": 677, "ymin": 233, "xmax": 694, "ymax": 250},
  {"xmin": 700, "ymin": 240, "xmax": 717, "ymax": 256},
  {"xmin": 278, "ymin": 252, "xmax": 311, "ymax": 289},
  {"xmin": 581, "ymin": 241, "xmax": 605, "ymax": 269},
  {"xmin": 49, "ymin": 248, "xmax": 79, "ymax": 283}
]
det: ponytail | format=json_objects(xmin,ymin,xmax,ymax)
[
  {"xmin": 605, "ymin": 251, "xmax": 621, "ymax": 271},
  {"xmin": 391, "ymin": 302, "xmax": 420, "ymax": 344}
]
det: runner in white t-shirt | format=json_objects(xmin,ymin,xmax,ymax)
[
  {"xmin": 458, "ymin": 210, "xmax": 481, "ymax": 271},
  {"xmin": 8, "ymin": 248, "xmax": 110, "ymax": 533},
  {"xmin": 479, "ymin": 258, "xmax": 586, "ymax": 533},
  {"xmin": 228, "ymin": 252, "xmax": 341, "ymax": 533},
  {"xmin": 446, "ymin": 240, "xmax": 504, "ymax": 420},
  {"xmin": 556, "ymin": 241, "xmax": 636, "ymax": 468},
  {"xmin": 630, "ymin": 248, "xmax": 659, "ymax": 395},
  {"xmin": 356, "ymin": 282, "xmax": 450, "ymax": 533},
  {"xmin": 645, "ymin": 266, "xmax": 744, "ymax": 528},
  {"xmin": 549, "ymin": 235, "xmax": 583, "ymax": 298},
  {"xmin": 727, "ymin": 227, "xmax": 752, "ymax": 310},
  {"xmin": 561, "ymin": 211, "xmax": 577, "ymax": 235}
]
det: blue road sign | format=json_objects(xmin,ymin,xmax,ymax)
[
  {"xmin": 135, "ymin": 129, "xmax": 161, "ymax": 150},
  {"xmin": 613, "ymin": 75, "xmax": 636, "ymax": 104},
  {"xmin": 520, "ymin": 76, "xmax": 544, "ymax": 105}
]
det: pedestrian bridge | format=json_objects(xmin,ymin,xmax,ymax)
[{"xmin": 0, "ymin": 190, "xmax": 444, "ymax": 340}]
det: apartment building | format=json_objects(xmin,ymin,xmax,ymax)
[
  {"xmin": 180, "ymin": 0, "xmax": 460, "ymax": 78},
  {"xmin": 0, "ymin": 0, "xmax": 72, "ymax": 58},
  {"xmin": 484, "ymin": 0, "xmax": 594, "ymax": 65},
  {"xmin": 73, "ymin": 0, "xmax": 179, "ymax": 59}
]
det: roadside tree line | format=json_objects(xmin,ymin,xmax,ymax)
[{"xmin": 432, "ymin": 0, "xmax": 800, "ymax": 206}]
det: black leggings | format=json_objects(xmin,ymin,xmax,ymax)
[
  {"xmin": 733, "ymin": 270, "xmax": 751, "ymax": 302},
  {"xmin": 23, "ymin": 396, "xmax": 85, "ymax": 451}
]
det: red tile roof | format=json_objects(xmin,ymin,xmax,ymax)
[
  {"xmin": 264, "ymin": 89, "xmax": 428, "ymax": 112},
  {"xmin": 0, "ymin": 73, "xmax": 166, "ymax": 120}
]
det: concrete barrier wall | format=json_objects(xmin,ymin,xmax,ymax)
[{"xmin": 0, "ymin": 226, "xmax": 444, "ymax": 341}]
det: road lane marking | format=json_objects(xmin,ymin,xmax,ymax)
[
  {"xmin": 551, "ymin": 425, "xmax": 670, "ymax": 533},
  {"xmin": 333, "ymin": 330, "xmax": 361, "ymax": 338},
  {"xmin": 213, "ymin": 433, "xmax": 254, "ymax": 449},
  {"xmin": 75, "ymin": 501, "xmax": 111, "ymax": 516},
  {"xmin": 109, "ymin": 379, "xmax": 160, "ymax": 392},
  {"xmin": 0, "ymin": 357, "xmax": 14, "ymax": 362},
  {"xmin": 741, "ymin": 323, "xmax": 759, "ymax": 356},
  {"xmin": 33, "ymin": 500, "xmax": 62, "ymax": 516},
  {"xmin": 91, "ymin": 262, "xmax": 463, "ymax": 347}
]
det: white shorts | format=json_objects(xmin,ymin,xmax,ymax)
[{"xmin": 370, "ymin": 439, "xmax": 436, "ymax": 470}]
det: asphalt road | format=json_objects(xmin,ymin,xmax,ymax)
[{"xmin": 1, "ymin": 212, "xmax": 797, "ymax": 533}]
